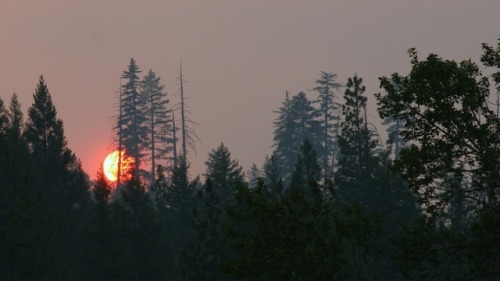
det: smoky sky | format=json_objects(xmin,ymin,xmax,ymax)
[{"xmin": 1, "ymin": 0, "xmax": 499, "ymax": 178}]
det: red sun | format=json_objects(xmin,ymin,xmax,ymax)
[{"xmin": 103, "ymin": 150, "xmax": 134, "ymax": 182}]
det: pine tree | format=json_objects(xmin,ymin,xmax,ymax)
[
  {"xmin": 6, "ymin": 93, "xmax": 23, "ymax": 141},
  {"xmin": 81, "ymin": 168, "xmax": 115, "ymax": 281},
  {"xmin": 273, "ymin": 91, "xmax": 321, "ymax": 184},
  {"xmin": 204, "ymin": 143, "xmax": 244, "ymax": 206},
  {"xmin": 223, "ymin": 141, "xmax": 348, "ymax": 280},
  {"xmin": 289, "ymin": 139, "xmax": 321, "ymax": 192},
  {"xmin": 246, "ymin": 163, "xmax": 262, "ymax": 188},
  {"xmin": 119, "ymin": 58, "xmax": 147, "ymax": 178},
  {"xmin": 112, "ymin": 177, "xmax": 172, "ymax": 281},
  {"xmin": 312, "ymin": 71, "xmax": 342, "ymax": 179},
  {"xmin": 335, "ymin": 74, "xmax": 378, "ymax": 206},
  {"xmin": 0, "ymin": 97, "xmax": 8, "ymax": 135},
  {"xmin": 24, "ymin": 76, "xmax": 90, "ymax": 279},
  {"xmin": 189, "ymin": 144, "xmax": 245, "ymax": 280},
  {"xmin": 263, "ymin": 153, "xmax": 283, "ymax": 196},
  {"xmin": 141, "ymin": 69, "xmax": 173, "ymax": 183}
]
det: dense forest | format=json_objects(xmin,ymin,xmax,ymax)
[{"xmin": 1, "ymin": 37, "xmax": 500, "ymax": 281}]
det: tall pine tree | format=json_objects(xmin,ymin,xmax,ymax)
[
  {"xmin": 313, "ymin": 71, "xmax": 342, "ymax": 179},
  {"xmin": 119, "ymin": 58, "xmax": 147, "ymax": 179},
  {"xmin": 141, "ymin": 69, "xmax": 173, "ymax": 183}
]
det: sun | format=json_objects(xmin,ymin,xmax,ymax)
[{"xmin": 103, "ymin": 150, "xmax": 134, "ymax": 182}]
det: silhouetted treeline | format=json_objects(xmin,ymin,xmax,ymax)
[{"xmin": 1, "ymin": 36, "xmax": 500, "ymax": 281}]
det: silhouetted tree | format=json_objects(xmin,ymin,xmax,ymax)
[
  {"xmin": 273, "ymin": 91, "xmax": 321, "ymax": 184},
  {"xmin": 24, "ymin": 76, "xmax": 90, "ymax": 280},
  {"xmin": 312, "ymin": 71, "xmax": 342, "ymax": 179},
  {"xmin": 119, "ymin": 58, "xmax": 147, "ymax": 178},
  {"xmin": 141, "ymin": 69, "xmax": 173, "ymax": 183}
]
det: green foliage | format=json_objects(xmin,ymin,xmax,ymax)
[{"xmin": 377, "ymin": 44, "xmax": 500, "ymax": 280}]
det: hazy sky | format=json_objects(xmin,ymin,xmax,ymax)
[{"xmin": 1, "ymin": 1, "xmax": 499, "ymax": 179}]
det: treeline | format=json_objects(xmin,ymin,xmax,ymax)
[{"xmin": 1, "ymin": 37, "xmax": 500, "ymax": 281}]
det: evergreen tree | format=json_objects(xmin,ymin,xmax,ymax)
[
  {"xmin": 189, "ymin": 144, "xmax": 244, "ymax": 280},
  {"xmin": 141, "ymin": 69, "xmax": 173, "ymax": 183},
  {"xmin": 0, "ymin": 95, "xmax": 60, "ymax": 281},
  {"xmin": 246, "ymin": 163, "xmax": 262, "ymax": 188},
  {"xmin": 263, "ymin": 153, "xmax": 283, "ymax": 196},
  {"xmin": 0, "ymin": 98, "xmax": 7, "ymax": 134},
  {"xmin": 81, "ymin": 168, "xmax": 116, "ymax": 281},
  {"xmin": 157, "ymin": 158, "xmax": 199, "ymax": 279},
  {"xmin": 204, "ymin": 143, "xmax": 244, "ymax": 206},
  {"xmin": 272, "ymin": 91, "xmax": 321, "ymax": 184},
  {"xmin": 119, "ymin": 58, "xmax": 147, "ymax": 178},
  {"xmin": 335, "ymin": 74, "xmax": 378, "ymax": 206},
  {"xmin": 24, "ymin": 76, "xmax": 90, "ymax": 280},
  {"xmin": 111, "ymin": 177, "xmax": 171, "ymax": 281},
  {"xmin": 312, "ymin": 71, "xmax": 342, "ymax": 179},
  {"xmin": 289, "ymin": 139, "xmax": 321, "ymax": 192},
  {"xmin": 6, "ymin": 93, "xmax": 23, "ymax": 141},
  {"xmin": 223, "ymin": 178, "xmax": 346, "ymax": 280}
]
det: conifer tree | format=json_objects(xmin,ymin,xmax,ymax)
[
  {"xmin": 335, "ymin": 74, "xmax": 378, "ymax": 206},
  {"xmin": 119, "ymin": 58, "xmax": 147, "ymax": 178},
  {"xmin": 0, "ymin": 98, "xmax": 7, "ymax": 134},
  {"xmin": 141, "ymin": 69, "xmax": 173, "ymax": 183},
  {"xmin": 24, "ymin": 76, "xmax": 90, "ymax": 279},
  {"xmin": 273, "ymin": 91, "xmax": 320, "ymax": 184},
  {"xmin": 7, "ymin": 93, "xmax": 23, "ymax": 140},
  {"xmin": 263, "ymin": 153, "xmax": 283, "ymax": 196},
  {"xmin": 246, "ymin": 163, "xmax": 262, "ymax": 188},
  {"xmin": 204, "ymin": 143, "xmax": 244, "ymax": 206},
  {"xmin": 313, "ymin": 71, "xmax": 342, "ymax": 179},
  {"xmin": 0, "ymin": 98, "xmax": 59, "ymax": 281}
]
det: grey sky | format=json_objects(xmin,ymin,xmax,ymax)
[{"xmin": 1, "ymin": 0, "xmax": 499, "ymax": 178}]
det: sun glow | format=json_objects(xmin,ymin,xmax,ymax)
[{"xmin": 103, "ymin": 150, "xmax": 134, "ymax": 182}]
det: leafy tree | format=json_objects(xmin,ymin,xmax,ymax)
[
  {"xmin": 376, "ymin": 47, "xmax": 500, "ymax": 280},
  {"xmin": 377, "ymin": 49, "xmax": 500, "ymax": 217},
  {"xmin": 141, "ymin": 69, "xmax": 173, "ymax": 183},
  {"xmin": 312, "ymin": 71, "xmax": 343, "ymax": 179},
  {"xmin": 381, "ymin": 73, "xmax": 407, "ymax": 160}
]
